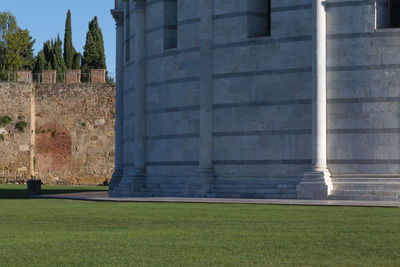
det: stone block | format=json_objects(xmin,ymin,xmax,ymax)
[
  {"xmin": 177, "ymin": 23, "xmax": 199, "ymax": 49},
  {"xmin": 17, "ymin": 71, "xmax": 32, "ymax": 83},
  {"xmin": 297, "ymin": 182, "xmax": 329, "ymax": 200},
  {"xmin": 95, "ymin": 119, "xmax": 105, "ymax": 126},
  {"xmin": 213, "ymin": 16, "xmax": 247, "ymax": 45},
  {"xmin": 66, "ymin": 70, "xmax": 81, "ymax": 84},
  {"xmin": 19, "ymin": 145, "xmax": 29, "ymax": 152},
  {"xmin": 41, "ymin": 70, "xmax": 56, "ymax": 84},
  {"xmin": 178, "ymin": 0, "xmax": 199, "ymax": 21},
  {"xmin": 147, "ymin": 31, "xmax": 164, "ymax": 56},
  {"xmin": 91, "ymin": 69, "xmax": 106, "ymax": 83}
]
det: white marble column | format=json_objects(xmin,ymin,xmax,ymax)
[
  {"xmin": 109, "ymin": 3, "xmax": 124, "ymax": 194},
  {"xmin": 133, "ymin": 0, "xmax": 147, "ymax": 178},
  {"xmin": 298, "ymin": 0, "xmax": 332, "ymax": 199},
  {"xmin": 313, "ymin": 0, "xmax": 329, "ymax": 174},
  {"xmin": 196, "ymin": 0, "xmax": 215, "ymax": 196}
]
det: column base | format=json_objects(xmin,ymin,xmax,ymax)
[
  {"xmin": 183, "ymin": 168, "xmax": 215, "ymax": 197},
  {"xmin": 111, "ymin": 169, "xmax": 146, "ymax": 197},
  {"xmin": 198, "ymin": 167, "xmax": 215, "ymax": 178},
  {"xmin": 297, "ymin": 169, "xmax": 333, "ymax": 200},
  {"xmin": 109, "ymin": 169, "xmax": 123, "ymax": 195}
]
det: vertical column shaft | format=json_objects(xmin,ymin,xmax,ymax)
[
  {"xmin": 198, "ymin": 0, "xmax": 214, "ymax": 176},
  {"xmin": 312, "ymin": 0, "xmax": 328, "ymax": 172},
  {"xmin": 133, "ymin": 0, "xmax": 146, "ymax": 175},
  {"xmin": 115, "ymin": 18, "xmax": 124, "ymax": 174},
  {"xmin": 30, "ymin": 84, "xmax": 35, "ymax": 179},
  {"xmin": 110, "ymin": 6, "xmax": 124, "ymax": 191},
  {"xmin": 298, "ymin": 0, "xmax": 332, "ymax": 199}
]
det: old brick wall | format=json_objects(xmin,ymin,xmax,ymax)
[
  {"xmin": 35, "ymin": 83, "xmax": 115, "ymax": 185},
  {"xmin": 0, "ymin": 83, "xmax": 32, "ymax": 182},
  {"xmin": 0, "ymin": 82, "xmax": 115, "ymax": 185}
]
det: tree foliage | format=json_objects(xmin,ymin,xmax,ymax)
[
  {"xmin": 43, "ymin": 40, "xmax": 52, "ymax": 65},
  {"xmin": 1, "ymin": 11, "xmax": 109, "ymax": 83},
  {"xmin": 51, "ymin": 35, "xmax": 66, "ymax": 79},
  {"xmin": 63, "ymin": 10, "xmax": 80, "ymax": 70},
  {"xmin": 72, "ymin": 52, "xmax": 81, "ymax": 70},
  {"xmin": 81, "ymin": 16, "xmax": 106, "ymax": 75},
  {"xmin": 33, "ymin": 37, "xmax": 66, "ymax": 82},
  {"xmin": 32, "ymin": 51, "xmax": 47, "ymax": 78},
  {"xmin": 63, "ymin": 10, "xmax": 74, "ymax": 69},
  {"xmin": 0, "ymin": 11, "xmax": 35, "ymax": 77},
  {"xmin": 33, "ymin": 40, "xmax": 53, "ymax": 80}
]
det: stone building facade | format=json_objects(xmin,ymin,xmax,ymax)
[
  {"xmin": 110, "ymin": 0, "xmax": 400, "ymax": 200},
  {"xmin": 0, "ymin": 82, "xmax": 115, "ymax": 185}
]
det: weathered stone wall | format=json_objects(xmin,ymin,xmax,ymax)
[
  {"xmin": 35, "ymin": 83, "xmax": 115, "ymax": 184},
  {"xmin": 0, "ymin": 83, "xmax": 32, "ymax": 182},
  {"xmin": 0, "ymin": 82, "xmax": 115, "ymax": 185}
]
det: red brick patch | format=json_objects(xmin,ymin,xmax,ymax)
[{"xmin": 36, "ymin": 123, "xmax": 71, "ymax": 171}]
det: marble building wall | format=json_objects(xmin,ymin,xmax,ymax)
[
  {"xmin": 327, "ymin": 0, "xmax": 400, "ymax": 174},
  {"xmin": 113, "ymin": 0, "xmax": 400, "ymax": 198}
]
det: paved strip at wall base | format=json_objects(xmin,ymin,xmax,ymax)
[{"xmin": 35, "ymin": 191, "xmax": 400, "ymax": 207}]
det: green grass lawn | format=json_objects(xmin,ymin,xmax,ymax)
[{"xmin": 0, "ymin": 186, "xmax": 400, "ymax": 266}]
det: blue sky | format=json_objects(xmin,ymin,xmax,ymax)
[{"xmin": 2, "ymin": 0, "xmax": 116, "ymax": 74}]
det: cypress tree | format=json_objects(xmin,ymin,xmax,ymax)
[
  {"xmin": 63, "ymin": 10, "xmax": 75, "ymax": 70},
  {"xmin": 32, "ymin": 51, "xmax": 47, "ymax": 81},
  {"xmin": 43, "ymin": 40, "xmax": 52, "ymax": 65},
  {"xmin": 50, "ymin": 35, "xmax": 66, "ymax": 82},
  {"xmin": 81, "ymin": 16, "xmax": 106, "ymax": 76},
  {"xmin": 32, "ymin": 40, "xmax": 52, "ymax": 80},
  {"xmin": 72, "ymin": 52, "xmax": 81, "ymax": 70},
  {"xmin": 33, "ymin": 51, "xmax": 46, "ymax": 73}
]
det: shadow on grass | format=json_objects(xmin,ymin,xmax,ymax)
[
  {"xmin": 0, "ymin": 189, "xmax": 31, "ymax": 199},
  {"xmin": 0, "ymin": 186, "xmax": 108, "ymax": 199}
]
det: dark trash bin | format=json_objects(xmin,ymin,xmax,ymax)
[{"xmin": 27, "ymin": 180, "xmax": 42, "ymax": 196}]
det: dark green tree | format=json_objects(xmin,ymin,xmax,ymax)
[
  {"xmin": 51, "ymin": 35, "xmax": 66, "ymax": 82},
  {"xmin": 32, "ymin": 51, "xmax": 47, "ymax": 80},
  {"xmin": 81, "ymin": 16, "xmax": 106, "ymax": 76},
  {"xmin": 72, "ymin": 52, "xmax": 81, "ymax": 70},
  {"xmin": 43, "ymin": 40, "xmax": 52, "ymax": 64},
  {"xmin": 0, "ymin": 12, "xmax": 35, "ymax": 78},
  {"xmin": 63, "ymin": 10, "xmax": 81, "ymax": 70},
  {"xmin": 34, "ymin": 37, "xmax": 66, "ymax": 82},
  {"xmin": 16, "ymin": 29, "xmax": 35, "ymax": 70},
  {"xmin": 32, "ymin": 40, "xmax": 53, "ymax": 81},
  {"xmin": 63, "ymin": 10, "xmax": 75, "ymax": 69}
]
